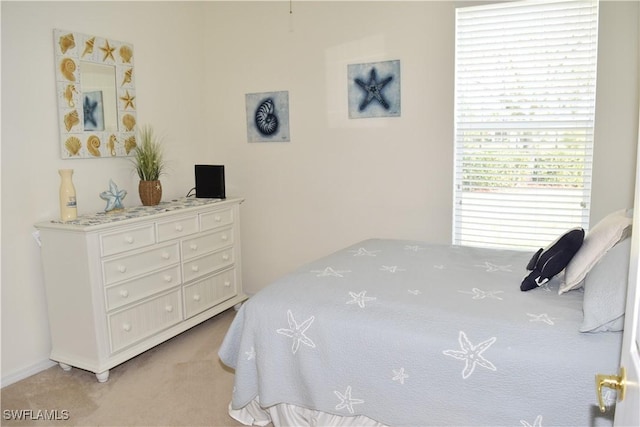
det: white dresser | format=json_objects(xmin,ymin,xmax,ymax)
[{"xmin": 35, "ymin": 197, "xmax": 247, "ymax": 382}]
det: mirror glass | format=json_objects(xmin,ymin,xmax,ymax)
[{"xmin": 54, "ymin": 29, "xmax": 137, "ymax": 159}]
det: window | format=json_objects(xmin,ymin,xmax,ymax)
[{"xmin": 453, "ymin": 0, "xmax": 599, "ymax": 250}]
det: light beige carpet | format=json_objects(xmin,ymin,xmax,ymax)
[{"xmin": 1, "ymin": 308, "xmax": 249, "ymax": 427}]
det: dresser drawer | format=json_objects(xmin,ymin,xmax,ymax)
[
  {"xmin": 182, "ymin": 247, "xmax": 234, "ymax": 283},
  {"xmin": 156, "ymin": 215, "xmax": 199, "ymax": 242},
  {"xmin": 184, "ymin": 269, "xmax": 237, "ymax": 318},
  {"xmin": 100, "ymin": 225, "xmax": 155, "ymax": 257},
  {"xmin": 181, "ymin": 227, "xmax": 234, "ymax": 261},
  {"xmin": 105, "ymin": 265, "xmax": 182, "ymax": 311},
  {"xmin": 200, "ymin": 208, "xmax": 233, "ymax": 231},
  {"xmin": 103, "ymin": 243, "xmax": 179, "ymax": 285},
  {"xmin": 108, "ymin": 290, "xmax": 182, "ymax": 353}
]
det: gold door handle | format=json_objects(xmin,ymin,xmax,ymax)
[{"xmin": 595, "ymin": 366, "xmax": 626, "ymax": 413}]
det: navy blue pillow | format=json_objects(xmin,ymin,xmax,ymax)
[{"xmin": 521, "ymin": 228, "xmax": 585, "ymax": 291}]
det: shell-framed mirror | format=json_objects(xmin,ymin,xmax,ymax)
[{"xmin": 53, "ymin": 29, "xmax": 137, "ymax": 159}]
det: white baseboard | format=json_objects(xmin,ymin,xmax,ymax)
[{"xmin": 1, "ymin": 359, "xmax": 57, "ymax": 388}]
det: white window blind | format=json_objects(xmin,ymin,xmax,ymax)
[{"xmin": 453, "ymin": 0, "xmax": 599, "ymax": 250}]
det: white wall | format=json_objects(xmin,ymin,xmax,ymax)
[
  {"xmin": 1, "ymin": 1, "xmax": 209, "ymax": 385},
  {"xmin": 2, "ymin": 1, "xmax": 638, "ymax": 386},
  {"xmin": 204, "ymin": 1, "xmax": 640, "ymax": 293}
]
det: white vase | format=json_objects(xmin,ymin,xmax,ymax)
[{"xmin": 59, "ymin": 169, "xmax": 77, "ymax": 221}]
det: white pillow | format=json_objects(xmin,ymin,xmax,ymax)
[
  {"xmin": 580, "ymin": 236, "xmax": 630, "ymax": 333},
  {"xmin": 560, "ymin": 209, "xmax": 632, "ymax": 294}
]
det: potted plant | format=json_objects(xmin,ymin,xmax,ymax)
[{"xmin": 132, "ymin": 125, "xmax": 165, "ymax": 206}]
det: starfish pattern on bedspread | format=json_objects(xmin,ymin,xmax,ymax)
[
  {"xmin": 443, "ymin": 331, "xmax": 497, "ymax": 379},
  {"xmin": 380, "ymin": 265, "xmax": 405, "ymax": 273},
  {"xmin": 311, "ymin": 267, "xmax": 351, "ymax": 277},
  {"xmin": 520, "ymin": 415, "xmax": 543, "ymax": 427},
  {"xmin": 276, "ymin": 310, "xmax": 316, "ymax": 354},
  {"xmin": 349, "ymin": 248, "xmax": 380, "ymax": 257},
  {"xmin": 527, "ymin": 313, "xmax": 556, "ymax": 325},
  {"xmin": 392, "ymin": 367, "xmax": 409, "ymax": 384},
  {"xmin": 475, "ymin": 261, "xmax": 512, "ymax": 272},
  {"xmin": 404, "ymin": 245, "xmax": 425, "ymax": 252},
  {"xmin": 458, "ymin": 288, "xmax": 504, "ymax": 300},
  {"xmin": 346, "ymin": 290, "xmax": 377, "ymax": 308},
  {"xmin": 408, "ymin": 289, "xmax": 422, "ymax": 295},
  {"xmin": 245, "ymin": 347, "xmax": 256, "ymax": 360},
  {"xmin": 334, "ymin": 386, "xmax": 364, "ymax": 414}
]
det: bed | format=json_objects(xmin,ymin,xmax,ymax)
[{"xmin": 219, "ymin": 228, "xmax": 628, "ymax": 426}]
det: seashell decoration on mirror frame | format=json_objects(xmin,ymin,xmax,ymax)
[{"xmin": 53, "ymin": 29, "xmax": 137, "ymax": 159}]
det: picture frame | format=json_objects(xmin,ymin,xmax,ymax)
[
  {"xmin": 245, "ymin": 91, "xmax": 290, "ymax": 143},
  {"xmin": 348, "ymin": 60, "xmax": 401, "ymax": 119}
]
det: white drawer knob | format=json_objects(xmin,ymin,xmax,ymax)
[
  {"xmin": 164, "ymin": 275, "xmax": 173, "ymax": 283},
  {"xmin": 191, "ymin": 265, "xmax": 199, "ymax": 272},
  {"xmin": 125, "ymin": 236, "xmax": 134, "ymax": 244},
  {"xmin": 190, "ymin": 244, "xmax": 198, "ymax": 251},
  {"xmin": 122, "ymin": 323, "xmax": 132, "ymax": 332},
  {"xmin": 193, "ymin": 294, "xmax": 201, "ymax": 301},
  {"xmin": 165, "ymin": 305, "xmax": 173, "ymax": 312},
  {"xmin": 161, "ymin": 252, "xmax": 170, "ymax": 260},
  {"xmin": 221, "ymin": 234, "xmax": 228, "ymax": 241},
  {"xmin": 175, "ymin": 224, "xmax": 183, "ymax": 232},
  {"xmin": 117, "ymin": 265, "xmax": 127, "ymax": 273},
  {"xmin": 222, "ymin": 254, "xmax": 230, "ymax": 261},
  {"xmin": 214, "ymin": 215, "xmax": 221, "ymax": 222},
  {"xmin": 224, "ymin": 281, "xmax": 231, "ymax": 287},
  {"xmin": 119, "ymin": 289, "xmax": 129, "ymax": 298}
]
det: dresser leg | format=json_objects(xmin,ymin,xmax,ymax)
[
  {"xmin": 95, "ymin": 370, "xmax": 110, "ymax": 383},
  {"xmin": 59, "ymin": 362, "xmax": 72, "ymax": 371}
]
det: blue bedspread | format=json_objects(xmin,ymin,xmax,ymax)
[{"xmin": 219, "ymin": 239, "xmax": 621, "ymax": 426}]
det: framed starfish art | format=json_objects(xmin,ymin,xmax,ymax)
[{"xmin": 348, "ymin": 59, "xmax": 401, "ymax": 119}]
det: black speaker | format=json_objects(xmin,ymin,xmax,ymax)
[{"xmin": 195, "ymin": 165, "xmax": 225, "ymax": 199}]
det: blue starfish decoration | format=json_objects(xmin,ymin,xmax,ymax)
[
  {"xmin": 354, "ymin": 67, "xmax": 393, "ymax": 111},
  {"xmin": 100, "ymin": 179, "xmax": 127, "ymax": 212},
  {"xmin": 83, "ymin": 95, "xmax": 99, "ymax": 127}
]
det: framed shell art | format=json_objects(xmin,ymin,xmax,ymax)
[
  {"xmin": 53, "ymin": 29, "xmax": 137, "ymax": 159},
  {"xmin": 245, "ymin": 91, "xmax": 290, "ymax": 143},
  {"xmin": 348, "ymin": 60, "xmax": 401, "ymax": 119}
]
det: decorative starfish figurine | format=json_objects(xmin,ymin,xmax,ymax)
[
  {"xmin": 120, "ymin": 90, "xmax": 135, "ymax": 110},
  {"xmin": 99, "ymin": 179, "xmax": 127, "ymax": 212},
  {"xmin": 354, "ymin": 67, "xmax": 393, "ymax": 111},
  {"xmin": 100, "ymin": 39, "xmax": 116, "ymax": 62},
  {"xmin": 443, "ymin": 331, "xmax": 497, "ymax": 379},
  {"xmin": 276, "ymin": 310, "xmax": 316, "ymax": 354},
  {"xmin": 83, "ymin": 95, "xmax": 99, "ymax": 127}
]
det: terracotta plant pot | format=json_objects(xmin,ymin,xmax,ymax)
[{"xmin": 139, "ymin": 180, "xmax": 162, "ymax": 206}]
